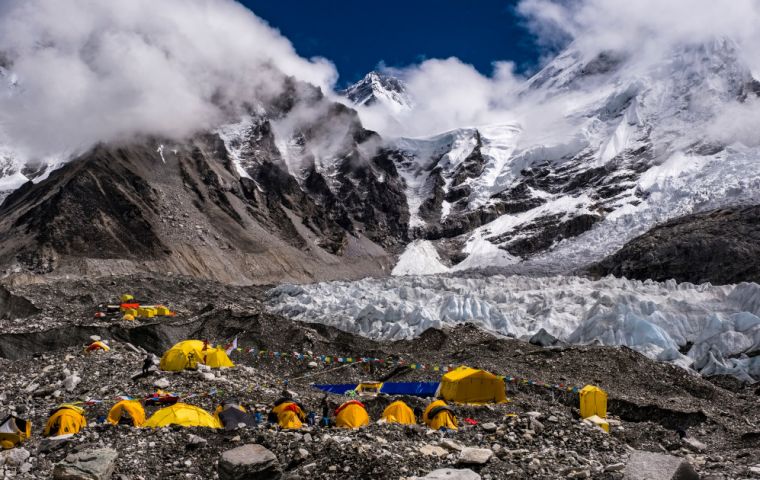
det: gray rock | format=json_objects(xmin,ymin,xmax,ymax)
[
  {"xmin": 624, "ymin": 450, "xmax": 699, "ymax": 480},
  {"xmin": 458, "ymin": 448, "xmax": 493, "ymax": 465},
  {"xmin": 63, "ymin": 374, "xmax": 81, "ymax": 392},
  {"xmin": 682, "ymin": 437, "xmax": 707, "ymax": 453},
  {"xmin": 0, "ymin": 447, "xmax": 30, "ymax": 466},
  {"xmin": 440, "ymin": 439, "xmax": 465, "ymax": 452},
  {"xmin": 218, "ymin": 444, "xmax": 282, "ymax": 480},
  {"xmin": 529, "ymin": 328, "xmax": 562, "ymax": 347},
  {"xmin": 187, "ymin": 434, "xmax": 208, "ymax": 449},
  {"xmin": 420, "ymin": 444, "xmax": 448, "ymax": 457},
  {"xmin": 480, "ymin": 422, "xmax": 498, "ymax": 433},
  {"xmin": 153, "ymin": 378, "xmax": 170, "ymax": 389},
  {"xmin": 53, "ymin": 448, "xmax": 118, "ymax": 480},
  {"xmin": 530, "ymin": 418, "xmax": 545, "ymax": 434},
  {"xmin": 414, "ymin": 468, "xmax": 481, "ymax": 480},
  {"xmin": 39, "ymin": 434, "xmax": 75, "ymax": 453}
]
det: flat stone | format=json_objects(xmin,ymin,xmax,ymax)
[
  {"xmin": 53, "ymin": 447, "xmax": 118, "ymax": 480},
  {"xmin": 218, "ymin": 444, "xmax": 282, "ymax": 480},
  {"xmin": 458, "ymin": 448, "xmax": 493, "ymax": 465},
  {"xmin": 420, "ymin": 444, "xmax": 448, "ymax": 457},
  {"xmin": 0, "ymin": 447, "xmax": 30, "ymax": 466},
  {"xmin": 624, "ymin": 450, "xmax": 699, "ymax": 480},
  {"xmin": 440, "ymin": 439, "xmax": 465, "ymax": 452},
  {"xmin": 414, "ymin": 468, "xmax": 481, "ymax": 480}
]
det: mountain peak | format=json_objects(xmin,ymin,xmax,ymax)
[{"xmin": 342, "ymin": 71, "xmax": 412, "ymax": 112}]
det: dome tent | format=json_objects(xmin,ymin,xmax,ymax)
[
  {"xmin": 437, "ymin": 366, "xmax": 507, "ymax": 404},
  {"xmin": 335, "ymin": 400, "xmax": 369, "ymax": 429},
  {"xmin": 44, "ymin": 404, "xmax": 87, "ymax": 437},
  {"xmin": 381, "ymin": 400, "xmax": 416, "ymax": 425},
  {"xmin": 0, "ymin": 415, "xmax": 31, "ymax": 449},
  {"xmin": 144, "ymin": 403, "xmax": 220, "ymax": 429},
  {"xmin": 107, "ymin": 400, "xmax": 146, "ymax": 427},
  {"xmin": 159, "ymin": 340, "xmax": 234, "ymax": 371},
  {"xmin": 423, "ymin": 400, "xmax": 457, "ymax": 430}
]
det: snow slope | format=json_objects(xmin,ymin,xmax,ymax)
[
  {"xmin": 384, "ymin": 39, "xmax": 760, "ymax": 274},
  {"xmin": 267, "ymin": 275, "xmax": 760, "ymax": 382}
]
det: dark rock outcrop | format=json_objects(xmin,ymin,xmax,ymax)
[{"xmin": 588, "ymin": 205, "xmax": 760, "ymax": 284}]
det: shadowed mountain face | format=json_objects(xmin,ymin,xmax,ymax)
[
  {"xmin": 587, "ymin": 205, "xmax": 760, "ymax": 285},
  {"xmin": 0, "ymin": 80, "xmax": 410, "ymax": 284}
]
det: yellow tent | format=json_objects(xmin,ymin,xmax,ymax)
[
  {"xmin": 423, "ymin": 400, "xmax": 458, "ymax": 431},
  {"xmin": 272, "ymin": 401, "xmax": 305, "ymax": 430},
  {"xmin": 579, "ymin": 385, "xmax": 607, "ymax": 419},
  {"xmin": 438, "ymin": 366, "xmax": 507, "ymax": 404},
  {"xmin": 335, "ymin": 400, "xmax": 369, "ymax": 429},
  {"xmin": 382, "ymin": 400, "xmax": 416, "ymax": 425},
  {"xmin": 107, "ymin": 400, "xmax": 145, "ymax": 427},
  {"xmin": 144, "ymin": 403, "xmax": 221, "ymax": 429},
  {"xmin": 202, "ymin": 348, "xmax": 235, "ymax": 369},
  {"xmin": 159, "ymin": 340, "xmax": 234, "ymax": 371},
  {"xmin": 43, "ymin": 404, "xmax": 87, "ymax": 437},
  {"xmin": 0, "ymin": 416, "xmax": 31, "ymax": 450}
]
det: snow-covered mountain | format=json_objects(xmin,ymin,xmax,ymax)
[
  {"xmin": 342, "ymin": 71, "xmax": 412, "ymax": 113},
  {"xmin": 384, "ymin": 38, "xmax": 760, "ymax": 276}
]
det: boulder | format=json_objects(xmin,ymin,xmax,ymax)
[
  {"xmin": 480, "ymin": 422, "xmax": 497, "ymax": 433},
  {"xmin": 529, "ymin": 328, "xmax": 562, "ymax": 347},
  {"xmin": 624, "ymin": 451, "xmax": 699, "ymax": 480},
  {"xmin": 457, "ymin": 447, "xmax": 493, "ymax": 465},
  {"xmin": 440, "ymin": 439, "xmax": 465, "ymax": 452},
  {"xmin": 153, "ymin": 378, "xmax": 170, "ymax": 389},
  {"xmin": 414, "ymin": 469, "xmax": 481, "ymax": 480},
  {"xmin": 0, "ymin": 447, "xmax": 30, "ymax": 466},
  {"xmin": 53, "ymin": 448, "xmax": 118, "ymax": 480},
  {"xmin": 218, "ymin": 444, "xmax": 282, "ymax": 480}
]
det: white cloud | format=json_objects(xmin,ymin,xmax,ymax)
[{"xmin": 0, "ymin": 0, "xmax": 337, "ymax": 159}]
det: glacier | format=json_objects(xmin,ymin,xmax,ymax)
[{"xmin": 267, "ymin": 274, "xmax": 760, "ymax": 383}]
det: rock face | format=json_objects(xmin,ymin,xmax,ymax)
[
  {"xmin": 53, "ymin": 448, "xmax": 118, "ymax": 480},
  {"xmin": 529, "ymin": 328, "xmax": 563, "ymax": 348},
  {"xmin": 218, "ymin": 444, "xmax": 282, "ymax": 480},
  {"xmin": 588, "ymin": 205, "xmax": 760, "ymax": 284},
  {"xmin": 623, "ymin": 451, "xmax": 699, "ymax": 480}
]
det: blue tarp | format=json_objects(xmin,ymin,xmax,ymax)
[{"xmin": 313, "ymin": 382, "xmax": 440, "ymax": 397}]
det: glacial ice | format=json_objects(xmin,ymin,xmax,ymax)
[{"xmin": 267, "ymin": 275, "xmax": 760, "ymax": 382}]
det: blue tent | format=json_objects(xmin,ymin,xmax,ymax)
[{"xmin": 313, "ymin": 382, "xmax": 439, "ymax": 397}]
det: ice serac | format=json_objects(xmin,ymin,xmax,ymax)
[
  {"xmin": 267, "ymin": 275, "xmax": 760, "ymax": 382},
  {"xmin": 385, "ymin": 38, "xmax": 760, "ymax": 277}
]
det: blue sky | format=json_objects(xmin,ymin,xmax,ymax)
[{"xmin": 243, "ymin": 0, "xmax": 542, "ymax": 87}]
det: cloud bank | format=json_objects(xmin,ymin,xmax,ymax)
[
  {"xmin": 0, "ymin": 0, "xmax": 336, "ymax": 159},
  {"xmin": 357, "ymin": 0, "xmax": 760, "ymax": 143}
]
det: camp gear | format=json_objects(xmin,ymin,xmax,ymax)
[
  {"xmin": 214, "ymin": 402, "xmax": 256, "ymax": 431},
  {"xmin": 85, "ymin": 341, "xmax": 110, "ymax": 353},
  {"xmin": 585, "ymin": 414, "xmax": 609, "ymax": 432},
  {"xmin": 0, "ymin": 415, "xmax": 31, "ymax": 449},
  {"xmin": 120, "ymin": 294, "xmax": 134, "ymax": 303},
  {"xmin": 107, "ymin": 400, "xmax": 145, "ymax": 427},
  {"xmin": 382, "ymin": 400, "xmax": 416, "ymax": 425},
  {"xmin": 355, "ymin": 382, "xmax": 383, "ymax": 397},
  {"xmin": 144, "ymin": 403, "xmax": 220, "ymax": 429},
  {"xmin": 159, "ymin": 340, "xmax": 234, "ymax": 371},
  {"xmin": 437, "ymin": 366, "xmax": 507, "ymax": 404},
  {"xmin": 423, "ymin": 400, "xmax": 458, "ymax": 431},
  {"xmin": 44, "ymin": 404, "xmax": 87, "ymax": 437},
  {"xmin": 123, "ymin": 314, "xmax": 135, "ymax": 321},
  {"xmin": 271, "ymin": 401, "xmax": 306, "ymax": 430},
  {"xmin": 335, "ymin": 400, "xmax": 369, "ymax": 429},
  {"xmin": 144, "ymin": 390, "xmax": 179, "ymax": 406},
  {"xmin": 579, "ymin": 385, "xmax": 607, "ymax": 419}
]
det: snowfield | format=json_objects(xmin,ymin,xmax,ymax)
[{"xmin": 267, "ymin": 274, "xmax": 760, "ymax": 382}]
